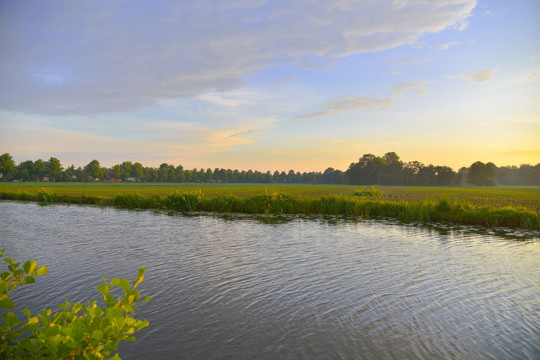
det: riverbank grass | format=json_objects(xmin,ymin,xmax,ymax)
[{"xmin": 1, "ymin": 185, "xmax": 539, "ymax": 230}]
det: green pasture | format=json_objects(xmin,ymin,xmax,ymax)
[{"xmin": 0, "ymin": 182, "xmax": 356, "ymax": 198}]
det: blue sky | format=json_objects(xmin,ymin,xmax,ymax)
[{"xmin": 1, "ymin": 0, "xmax": 539, "ymax": 172}]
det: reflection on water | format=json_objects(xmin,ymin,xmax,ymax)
[{"xmin": 1, "ymin": 201, "xmax": 539, "ymax": 359}]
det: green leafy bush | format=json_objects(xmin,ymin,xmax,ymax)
[{"xmin": 0, "ymin": 249, "xmax": 151, "ymax": 359}]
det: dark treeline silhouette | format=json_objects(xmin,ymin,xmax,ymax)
[{"xmin": 1, "ymin": 152, "xmax": 539, "ymax": 186}]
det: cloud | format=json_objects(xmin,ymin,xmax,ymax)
[
  {"xmin": 439, "ymin": 41, "xmax": 459, "ymax": 50},
  {"xmin": 0, "ymin": 0, "xmax": 477, "ymax": 116},
  {"xmin": 446, "ymin": 69, "xmax": 495, "ymax": 82},
  {"xmin": 297, "ymin": 96, "xmax": 394, "ymax": 119},
  {"xmin": 298, "ymin": 80, "xmax": 432, "ymax": 118},
  {"xmin": 224, "ymin": 129, "xmax": 258, "ymax": 140},
  {"xmin": 393, "ymin": 82, "xmax": 432, "ymax": 97}
]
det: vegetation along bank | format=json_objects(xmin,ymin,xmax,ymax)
[{"xmin": 1, "ymin": 183, "xmax": 539, "ymax": 230}]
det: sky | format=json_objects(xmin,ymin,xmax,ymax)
[{"xmin": 0, "ymin": 0, "xmax": 539, "ymax": 172}]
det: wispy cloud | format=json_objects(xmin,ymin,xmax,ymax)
[
  {"xmin": 224, "ymin": 129, "xmax": 258, "ymax": 140},
  {"xmin": 0, "ymin": 0, "xmax": 477, "ymax": 116},
  {"xmin": 393, "ymin": 82, "xmax": 432, "ymax": 97},
  {"xmin": 298, "ymin": 79, "xmax": 434, "ymax": 119},
  {"xmin": 297, "ymin": 96, "xmax": 394, "ymax": 119},
  {"xmin": 446, "ymin": 69, "xmax": 495, "ymax": 82},
  {"xmin": 439, "ymin": 41, "xmax": 459, "ymax": 50}
]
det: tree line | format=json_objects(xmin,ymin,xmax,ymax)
[{"xmin": 0, "ymin": 152, "xmax": 538, "ymax": 186}]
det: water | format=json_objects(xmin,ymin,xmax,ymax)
[{"xmin": 1, "ymin": 201, "xmax": 539, "ymax": 359}]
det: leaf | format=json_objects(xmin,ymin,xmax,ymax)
[
  {"xmin": 118, "ymin": 279, "xmax": 131, "ymax": 293},
  {"xmin": 2, "ymin": 312, "xmax": 21, "ymax": 328},
  {"xmin": 110, "ymin": 278, "xmax": 120, "ymax": 288},
  {"xmin": 97, "ymin": 284, "xmax": 109, "ymax": 297},
  {"xmin": 36, "ymin": 266, "xmax": 49, "ymax": 277},
  {"xmin": 132, "ymin": 268, "xmax": 146, "ymax": 289},
  {"xmin": 0, "ymin": 294, "xmax": 14, "ymax": 309},
  {"xmin": 23, "ymin": 260, "xmax": 37, "ymax": 275},
  {"xmin": 92, "ymin": 329, "xmax": 104, "ymax": 341},
  {"xmin": 26, "ymin": 316, "xmax": 39, "ymax": 326},
  {"xmin": 21, "ymin": 308, "xmax": 32, "ymax": 318}
]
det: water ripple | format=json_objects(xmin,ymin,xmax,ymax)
[{"xmin": 0, "ymin": 201, "xmax": 539, "ymax": 359}]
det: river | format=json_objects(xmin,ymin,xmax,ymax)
[{"xmin": 1, "ymin": 201, "xmax": 539, "ymax": 359}]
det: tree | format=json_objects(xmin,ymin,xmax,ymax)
[
  {"xmin": 63, "ymin": 164, "xmax": 76, "ymax": 181},
  {"xmin": 468, "ymin": 161, "xmax": 497, "ymax": 186},
  {"xmin": 34, "ymin": 159, "xmax": 47, "ymax": 181},
  {"xmin": 120, "ymin": 161, "xmax": 133, "ymax": 179},
  {"xmin": 112, "ymin": 164, "xmax": 123, "ymax": 179},
  {"xmin": 46, "ymin": 157, "xmax": 63, "ymax": 182},
  {"xmin": 346, "ymin": 153, "xmax": 385, "ymax": 185},
  {"xmin": 0, "ymin": 153, "xmax": 17, "ymax": 181},
  {"xmin": 0, "ymin": 249, "xmax": 150, "ymax": 359},
  {"xmin": 84, "ymin": 160, "xmax": 104, "ymax": 180},
  {"xmin": 132, "ymin": 162, "xmax": 144, "ymax": 181},
  {"xmin": 17, "ymin": 160, "xmax": 36, "ymax": 182},
  {"xmin": 379, "ymin": 152, "xmax": 403, "ymax": 185}
]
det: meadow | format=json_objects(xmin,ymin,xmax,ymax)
[{"xmin": 1, "ymin": 182, "xmax": 539, "ymax": 230}]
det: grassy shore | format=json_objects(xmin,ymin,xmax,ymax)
[{"xmin": 1, "ymin": 183, "xmax": 539, "ymax": 230}]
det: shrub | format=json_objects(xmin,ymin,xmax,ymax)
[{"xmin": 0, "ymin": 249, "xmax": 150, "ymax": 359}]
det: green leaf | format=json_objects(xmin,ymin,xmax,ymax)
[
  {"xmin": 21, "ymin": 308, "xmax": 32, "ymax": 318},
  {"xmin": 118, "ymin": 279, "xmax": 131, "ymax": 293},
  {"xmin": 2, "ymin": 312, "xmax": 21, "ymax": 328},
  {"xmin": 123, "ymin": 336, "xmax": 136, "ymax": 342},
  {"xmin": 36, "ymin": 266, "xmax": 49, "ymax": 277},
  {"xmin": 132, "ymin": 268, "xmax": 146, "ymax": 289},
  {"xmin": 97, "ymin": 284, "xmax": 109, "ymax": 297},
  {"xmin": 92, "ymin": 329, "xmax": 104, "ymax": 341},
  {"xmin": 25, "ymin": 276, "xmax": 35, "ymax": 284},
  {"xmin": 23, "ymin": 260, "xmax": 38, "ymax": 275},
  {"xmin": 0, "ymin": 294, "xmax": 14, "ymax": 309},
  {"xmin": 110, "ymin": 278, "xmax": 120, "ymax": 288}
]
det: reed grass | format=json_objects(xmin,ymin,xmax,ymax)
[{"xmin": 2, "ymin": 187, "xmax": 539, "ymax": 230}]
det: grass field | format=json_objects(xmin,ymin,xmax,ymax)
[{"xmin": 1, "ymin": 182, "xmax": 539, "ymax": 230}]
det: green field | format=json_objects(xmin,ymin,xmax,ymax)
[{"xmin": 1, "ymin": 183, "xmax": 539, "ymax": 230}]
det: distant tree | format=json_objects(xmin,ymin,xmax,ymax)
[
  {"xmin": 0, "ymin": 153, "xmax": 17, "ymax": 181},
  {"xmin": 34, "ymin": 159, "xmax": 47, "ymax": 181},
  {"xmin": 84, "ymin": 160, "xmax": 104, "ymax": 180},
  {"xmin": 17, "ymin": 160, "xmax": 35, "ymax": 181},
  {"xmin": 379, "ymin": 152, "xmax": 403, "ymax": 185},
  {"xmin": 175, "ymin": 165, "xmax": 185, "ymax": 182},
  {"xmin": 158, "ymin": 163, "xmax": 169, "ymax": 182},
  {"xmin": 468, "ymin": 161, "xmax": 497, "ymax": 186},
  {"xmin": 455, "ymin": 167, "xmax": 467, "ymax": 186},
  {"xmin": 132, "ymin": 162, "xmax": 144, "ymax": 180},
  {"xmin": 112, "ymin": 164, "xmax": 123, "ymax": 179},
  {"xmin": 346, "ymin": 153, "xmax": 385, "ymax": 185},
  {"xmin": 517, "ymin": 163, "xmax": 540, "ymax": 185},
  {"xmin": 63, "ymin": 165, "xmax": 76, "ymax": 181},
  {"xmin": 403, "ymin": 161, "xmax": 423, "ymax": 185},
  {"xmin": 417, "ymin": 165, "xmax": 437, "ymax": 186},
  {"xmin": 434, "ymin": 166, "xmax": 456, "ymax": 186},
  {"xmin": 46, "ymin": 157, "xmax": 63, "ymax": 182},
  {"xmin": 120, "ymin": 161, "xmax": 133, "ymax": 179}
]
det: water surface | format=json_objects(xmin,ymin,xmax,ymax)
[{"xmin": 1, "ymin": 202, "xmax": 539, "ymax": 359}]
